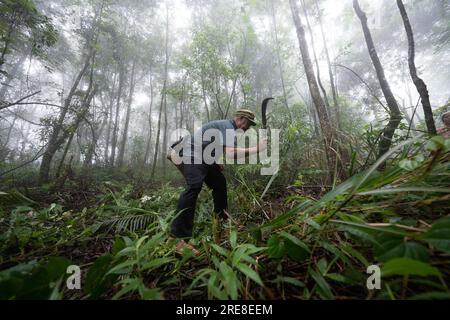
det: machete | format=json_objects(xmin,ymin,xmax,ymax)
[{"xmin": 261, "ymin": 97, "xmax": 274, "ymax": 130}]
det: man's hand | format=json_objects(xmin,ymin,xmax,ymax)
[{"xmin": 224, "ymin": 137, "xmax": 268, "ymax": 159}]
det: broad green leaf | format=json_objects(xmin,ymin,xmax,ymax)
[
  {"xmin": 106, "ymin": 260, "xmax": 136, "ymax": 275},
  {"xmin": 116, "ymin": 247, "xmax": 135, "ymax": 257},
  {"xmin": 219, "ymin": 262, "xmax": 238, "ymax": 300},
  {"xmin": 375, "ymin": 234, "xmax": 429, "ymax": 262},
  {"xmin": 136, "ymin": 236, "xmax": 149, "ymax": 249},
  {"xmin": 210, "ymin": 243, "xmax": 228, "ymax": 257},
  {"xmin": 339, "ymin": 244, "xmax": 369, "ymax": 267},
  {"xmin": 230, "ymin": 230, "xmax": 237, "ymax": 248},
  {"xmin": 326, "ymin": 273, "xmax": 351, "ymax": 283},
  {"xmin": 398, "ymin": 155, "xmax": 424, "ymax": 171},
  {"xmin": 317, "ymin": 258, "xmax": 328, "ymax": 274},
  {"xmin": 231, "ymin": 247, "xmax": 246, "ymax": 267},
  {"xmin": 267, "ymin": 235, "xmax": 285, "ymax": 259},
  {"xmin": 338, "ymin": 225, "xmax": 378, "ymax": 244},
  {"xmin": 84, "ymin": 254, "xmax": 117, "ymax": 298},
  {"xmin": 426, "ymin": 135, "xmax": 446, "ymax": 151},
  {"xmin": 382, "ymin": 258, "xmax": 441, "ymax": 277},
  {"xmin": 237, "ymin": 243, "xmax": 266, "ymax": 255},
  {"xmin": 44, "ymin": 257, "xmax": 72, "ymax": 282},
  {"xmin": 304, "ymin": 218, "xmax": 322, "ymax": 230},
  {"xmin": 422, "ymin": 217, "xmax": 450, "ymax": 253},
  {"xmin": 141, "ymin": 257, "xmax": 174, "ymax": 271},
  {"xmin": 271, "ymin": 276, "xmax": 305, "ymax": 287},
  {"xmin": 279, "ymin": 231, "xmax": 311, "ymax": 253},
  {"xmin": 279, "ymin": 232, "xmax": 310, "ymax": 261},
  {"xmin": 112, "ymin": 278, "xmax": 140, "ymax": 300},
  {"xmin": 285, "ymin": 240, "xmax": 309, "ymax": 262},
  {"xmin": 112, "ymin": 237, "xmax": 126, "ymax": 255},
  {"xmin": 236, "ymin": 263, "xmax": 263, "ymax": 286}
]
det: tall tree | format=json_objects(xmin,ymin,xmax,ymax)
[
  {"xmin": 117, "ymin": 58, "xmax": 137, "ymax": 167},
  {"xmin": 151, "ymin": 5, "xmax": 170, "ymax": 178},
  {"xmin": 353, "ymin": 0, "xmax": 402, "ymax": 159},
  {"xmin": 289, "ymin": 0, "xmax": 338, "ymax": 181},
  {"xmin": 104, "ymin": 70, "xmax": 118, "ymax": 164},
  {"xmin": 269, "ymin": 0, "xmax": 292, "ymax": 120},
  {"xmin": 300, "ymin": 0, "xmax": 331, "ymax": 114},
  {"xmin": 143, "ymin": 72, "xmax": 154, "ymax": 167},
  {"xmin": 314, "ymin": 0, "xmax": 341, "ymax": 129},
  {"xmin": 110, "ymin": 61, "xmax": 125, "ymax": 166},
  {"xmin": 396, "ymin": 0, "xmax": 436, "ymax": 134}
]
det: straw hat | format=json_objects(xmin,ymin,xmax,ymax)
[{"xmin": 234, "ymin": 109, "xmax": 257, "ymax": 126}]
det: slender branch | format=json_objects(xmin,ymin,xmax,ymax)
[
  {"xmin": 333, "ymin": 63, "xmax": 388, "ymax": 112},
  {"xmin": 0, "ymin": 91, "xmax": 42, "ymax": 110}
]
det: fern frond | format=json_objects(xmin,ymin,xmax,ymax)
[{"xmin": 94, "ymin": 214, "xmax": 156, "ymax": 233}]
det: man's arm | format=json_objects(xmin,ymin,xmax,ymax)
[{"xmin": 224, "ymin": 138, "xmax": 268, "ymax": 159}]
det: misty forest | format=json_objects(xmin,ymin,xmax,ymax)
[{"xmin": 1, "ymin": 0, "xmax": 450, "ymax": 300}]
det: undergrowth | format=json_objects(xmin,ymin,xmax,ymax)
[{"xmin": 0, "ymin": 135, "xmax": 449, "ymax": 300}]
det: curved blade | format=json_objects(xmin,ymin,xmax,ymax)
[{"xmin": 261, "ymin": 97, "xmax": 274, "ymax": 129}]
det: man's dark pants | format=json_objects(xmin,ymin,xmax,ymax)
[{"xmin": 171, "ymin": 162, "xmax": 227, "ymax": 238}]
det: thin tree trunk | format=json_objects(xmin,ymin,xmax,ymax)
[
  {"xmin": 55, "ymin": 130, "xmax": 75, "ymax": 178},
  {"xmin": 290, "ymin": 0, "xmax": 338, "ymax": 182},
  {"xmin": 110, "ymin": 64, "xmax": 125, "ymax": 166},
  {"xmin": 396, "ymin": 0, "xmax": 436, "ymax": 134},
  {"xmin": 83, "ymin": 120, "xmax": 106, "ymax": 169},
  {"xmin": 151, "ymin": 5, "xmax": 170, "ymax": 178},
  {"xmin": 104, "ymin": 71, "xmax": 117, "ymax": 164},
  {"xmin": 269, "ymin": 0, "xmax": 292, "ymax": 120},
  {"xmin": 118, "ymin": 59, "xmax": 137, "ymax": 167},
  {"xmin": 143, "ymin": 73, "xmax": 154, "ymax": 166},
  {"xmin": 162, "ymin": 92, "xmax": 168, "ymax": 177},
  {"xmin": 201, "ymin": 72, "xmax": 211, "ymax": 122},
  {"xmin": 214, "ymin": 72, "xmax": 224, "ymax": 118},
  {"xmin": 353, "ymin": 0, "xmax": 402, "ymax": 160},
  {"xmin": 300, "ymin": 0, "xmax": 331, "ymax": 115},
  {"xmin": 152, "ymin": 82, "xmax": 165, "ymax": 178},
  {"xmin": 314, "ymin": 0, "xmax": 341, "ymax": 130},
  {"xmin": 84, "ymin": 95, "xmax": 109, "ymax": 169}
]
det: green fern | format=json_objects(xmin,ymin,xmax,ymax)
[{"xmin": 94, "ymin": 214, "xmax": 156, "ymax": 233}]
